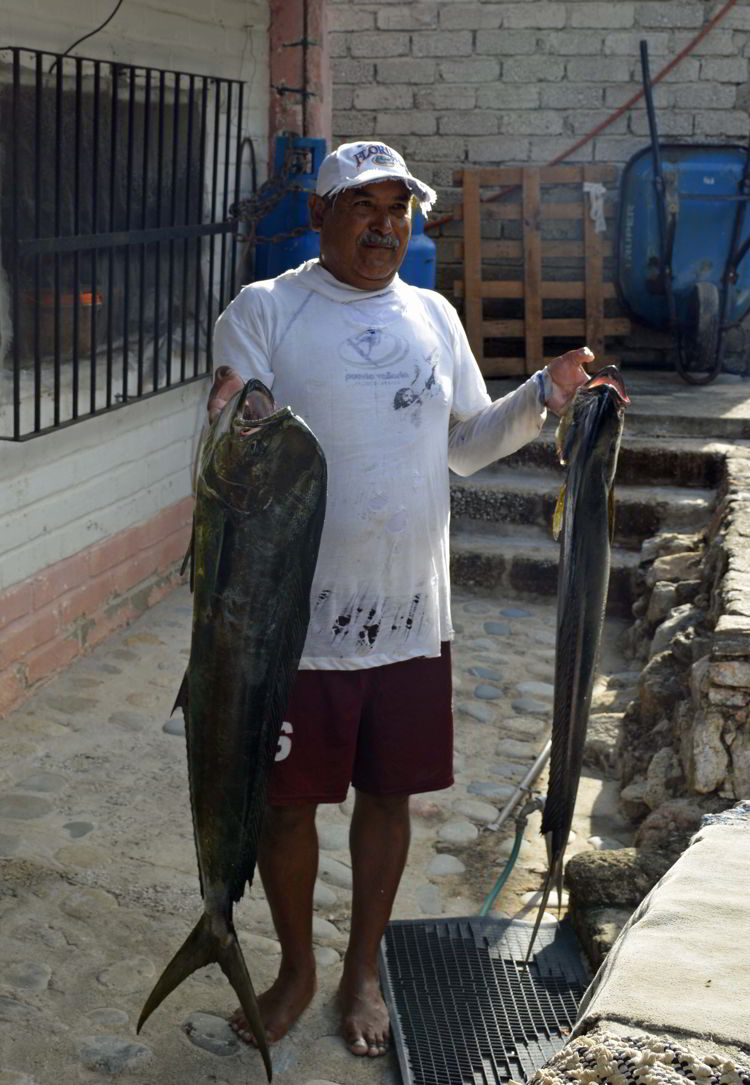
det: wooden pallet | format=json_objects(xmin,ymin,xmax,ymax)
[{"xmin": 454, "ymin": 165, "xmax": 630, "ymax": 378}]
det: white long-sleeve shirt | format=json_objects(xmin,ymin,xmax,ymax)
[{"xmin": 213, "ymin": 259, "xmax": 546, "ymax": 669}]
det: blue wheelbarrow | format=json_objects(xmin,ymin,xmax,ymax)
[{"xmin": 616, "ymin": 41, "xmax": 750, "ymax": 384}]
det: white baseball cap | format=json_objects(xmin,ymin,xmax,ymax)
[{"xmin": 315, "ymin": 140, "xmax": 437, "ymax": 215}]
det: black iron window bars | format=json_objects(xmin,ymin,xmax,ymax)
[{"xmin": 0, "ymin": 47, "xmax": 245, "ymax": 440}]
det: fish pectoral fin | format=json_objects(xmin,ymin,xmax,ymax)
[
  {"xmin": 608, "ymin": 487, "xmax": 616, "ymax": 544},
  {"xmin": 524, "ymin": 852, "xmax": 563, "ymax": 967},
  {"xmin": 137, "ymin": 913, "xmax": 273, "ymax": 1082},
  {"xmin": 179, "ymin": 523, "xmax": 194, "ymax": 583},
  {"xmin": 552, "ymin": 484, "xmax": 566, "ymax": 541},
  {"xmin": 171, "ymin": 672, "xmax": 189, "ymax": 718}
]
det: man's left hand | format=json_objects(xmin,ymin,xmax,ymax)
[{"xmin": 544, "ymin": 346, "xmax": 593, "ymax": 415}]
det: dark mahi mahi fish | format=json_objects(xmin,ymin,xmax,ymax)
[
  {"xmin": 526, "ymin": 366, "xmax": 629, "ymax": 962},
  {"xmin": 137, "ymin": 380, "xmax": 327, "ymax": 1081}
]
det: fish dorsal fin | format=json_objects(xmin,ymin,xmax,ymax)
[
  {"xmin": 608, "ymin": 487, "xmax": 616, "ymax": 543},
  {"xmin": 552, "ymin": 483, "xmax": 566, "ymax": 541}
]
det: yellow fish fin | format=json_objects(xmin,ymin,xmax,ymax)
[{"xmin": 553, "ymin": 484, "xmax": 566, "ymax": 541}]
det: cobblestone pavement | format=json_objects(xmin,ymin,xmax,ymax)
[{"xmin": 0, "ymin": 583, "xmax": 634, "ymax": 1085}]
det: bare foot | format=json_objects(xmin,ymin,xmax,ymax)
[
  {"xmin": 229, "ymin": 960, "xmax": 316, "ymax": 1047},
  {"xmin": 338, "ymin": 961, "xmax": 390, "ymax": 1058}
]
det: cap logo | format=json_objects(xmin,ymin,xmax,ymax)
[{"xmin": 353, "ymin": 143, "xmax": 399, "ymax": 171}]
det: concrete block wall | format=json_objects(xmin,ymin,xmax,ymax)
[
  {"xmin": 328, "ymin": 1, "xmax": 750, "ymax": 300},
  {"xmin": 0, "ymin": 1, "xmax": 270, "ymax": 712}
]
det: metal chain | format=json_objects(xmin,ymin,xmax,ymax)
[{"xmin": 229, "ymin": 140, "xmax": 314, "ymax": 247}]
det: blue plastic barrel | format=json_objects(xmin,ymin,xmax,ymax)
[
  {"xmin": 253, "ymin": 136, "xmax": 325, "ymax": 281},
  {"xmin": 399, "ymin": 209, "xmax": 437, "ymax": 289}
]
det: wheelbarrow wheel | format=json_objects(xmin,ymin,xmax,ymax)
[{"xmin": 677, "ymin": 281, "xmax": 722, "ymax": 385}]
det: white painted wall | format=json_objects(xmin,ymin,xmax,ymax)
[{"xmin": 0, "ymin": 0, "xmax": 269, "ymax": 593}]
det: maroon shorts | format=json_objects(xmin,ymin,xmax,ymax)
[{"xmin": 267, "ymin": 643, "xmax": 454, "ymax": 805}]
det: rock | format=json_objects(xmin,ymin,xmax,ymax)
[
  {"xmin": 709, "ymin": 658, "xmax": 750, "ymax": 688},
  {"xmin": 312, "ymin": 916, "xmax": 341, "ymax": 942},
  {"xmin": 483, "ymin": 621, "xmax": 511, "ymax": 636},
  {"xmin": 15, "ymin": 773, "xmax": 65, "ymax": 793},
  {"xmin": 109, "ymin": 711, "xmax": 147, "ymax": 732},
  {"xmin": 474, "ymin": 684, "xmax": 502, "ymax": 700},
  {"xmin": 452, "ymin": 798, "xmax": 498, "ymax": 824},
  {"xmin": 516, "ymin": 680, "xmax": 554, "ymax": 700},
  {"xmin": 85, "ymin": 1009, "xmax": 129, "ymax": 1027},
  {"xmin": 314, "ymin": 946, "xmax": 340, "ymax": 967},
  {"xmin": 674, "ymin": 579, "xmax": 702, "ymax": 605},
  {"xmin": 646, "ymin": 581, "xmax": 677, "ymax": 624},
  {"xmin": 583, "ymin": 713, "xmax": 623, "ymax": 775},
  {"xmin": 62, "ymin": 821, "xmax": 93, "ymax": 838},
  {"xmin": 0, "ymin": 1072, "xmax": 40, "ymax": 1084},
  {"xmin": 689, "ymin": 710, "xmax": 731, "ymax": 793},
  {"xmin": 0, "ymin": 833, "xmax": 20, "ymax": 856},
  {"xmin": 5, "ymin": 962, "xmax": 51, "ymax": 991},
  {"xmin": 77, "ymin": 1036, "xmax": 152, "ymax": 1073},
  {"xmin": 468, "ymin": 665, "xmax": 502, "ymax": 681},
  {"xmin": 317, "ymin": 856, "xmax": 353, "ymax": 890},
  {"xmin": 60, "ymin": 887, "xmax": 119, "ymax": 920},
  {"xmin": 0, "ymin": 996, "xmax": 38, "ymax": 1022},
  {"xmin": 587, "ymin": 835, "xmax": 627, "ymax": 850},
  {"xmin": 619, "ymin": 777, "xmax": 649, "ymax": 822},
  {"xmin": 96, "ymin": 957, "xmax": 155, "ymax": 993},
  {"xmin": 639, "ymin": 650, "xmax": 687, "ymax": 727},
  {"xmin": 646, "ymin": 551, "xmax": 703, "ymax": 588},
  {"xmin": 570, "ymin": 904, "xmax": 633, "ymax": 970},
  {"xmin": 466, "ymin": 637, "xmax": 496, "ymax": 652},
  {"xmin": 183, "ymin": 1012, "xmax": 240, "ymax": 1056},
  {"xmin": 463, "ymin": 600, "xmax": 492, "ymax": 614},
  {"xmin": 162, "ymin": 717, "xmax": 186, "ymax": 737},
  {"xmin": 468, "ymin": 780, "xmax": 516, "ymax": 800},
  {"xmin": 313, "ymin": 882, "xmax": 337, "ymax": 908},
  {"xmin": 650, "ymin": 604, "xmax": 701, "ymax": 658},
  {"xmin": 0, "ymin": 795, "xmax": 52, "ymax": 820},
  {"xmin": 511, "ymin": 696, "xmax": 550, "ymax": 716},
  {"xmin": 640, "ymin": 532, "xmax": 703, "ymax": 563},
  {"xmin": 500, "ymin": 607, "xmax": 531, "ymax": 618},
  {"xmin": 495, "ymin": 737, "xmax": 536, "ymax": 760},
  {"xmin": 437, "ymin": 820, "xmax": 478, "ymax": 845},
  {"xmin": 643, "ymin": 746, "xmax": 683, "ymax": 810},
  {"xmin": 457, "ymin": 700, "xmax": 495, "ymax": 723},
  {"xmin": 317, "ymin": 824, "xmax": 349, "ymax": 852},
  {"xmin": 410, "ymin": 796, "xmax": 443, "ymax": 818},
  {"xmin": 634, "ymin": 798, "xmax": 706, "ymax": 856},
  {"xmin": 565, "ymin": 847, "xmax": 672, "ymax": 908},
  {"xmin": 427, "ymin": 853, "xmax": 465, "ymax": 876},
  {"xmin": 415, "ymin": 883, "xmax": 442, "ymax": 914}
]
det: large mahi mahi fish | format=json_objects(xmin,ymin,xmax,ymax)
[
  {"xmin": 526, "ymin": 366, "xmax": 628, "ymax": 961},
  {"xmin": 137, "ymin": 380, "xmax": 327, "ymax": 1081}
]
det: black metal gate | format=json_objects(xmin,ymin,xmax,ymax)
[{"xmin": 0, "ymin": 47, "xmax": 245, "ymax": 440}]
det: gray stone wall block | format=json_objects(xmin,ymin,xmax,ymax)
[
  {"xmin": 503, "ymin": 55, "xmax": 565, "ymax": 81},
  {"xmin": 541, "ymin": 85, "xmax": 603, "ymax": 109},
  {"xmin": 674, "ymin": 29, "xmax": 737, "ymax": 55},
  {"xmin": 415, "ymin": 84, "xmax": 477, "ymax": 109},
  {"xmin": 354, "ymin": 85, "xmax": 415, "ymax": 110},
  {"xmin": 333, "ymin": 109, "xmax": 376, "ymax": 136},
  {"xmin": 332, "ymin": 86, "xmax": 354, "ymax": 110},
  {"xmin": 412, "ymin": 29, "xmax": 474, "ymax": 56},
  {"xmin": 571, "ymin": 2, "xmax": 635, "ymax": 28},
  {"xmin": 566, "ymin": 56, "xmax": 632, "ymax": 82},
  {"xmin": 468, "ymin": 135, "xmax": 530, "ymax": 162},
  {"xmin": 659, "ymin": 57, "xmax": 701, "ymax": 82},
  {"xmin": 399, "ymin": 134, "xmax": 467, "ymax": 160},
  {"xmin": 332, "ymin": 58, "xmax": 376, "ymax": 84},
  {"xmin": 329, "ymin": 7, "xmax": 377, "ymax": 32},
  {"xmin": 672, "ymin": 83, "xmax": 737, "ymax": 110},
  {"xmin": 439, "ymin": 57, "xmax": 501, "ymax": 82},
  {"xmin": 722, "ymin": 4, "xmax": 750, "ymax": 29},
  {"xmin": 604, "ymin": 31, "xmax": 671, "ymax": 57},
  {"xmin": 377, "ymin": 4, "xmax": 439, "ymax": 30},
  {"xmin": 604, "ymin": 83, "xmax": 670, "ymax": 108},
  {"xmin": 700, "ymin": 56, "xmax": 750, "ymax": 83},
  {"xmin": 349, "ymin": 31, "xmax": 409, "ymax": 57},
  {"xmin": 501, "ymin": 2, "xmax": 566, "ymax": 29},
  {"xmin": 539, "ymin": 29, "xmax": 605, "ymax": 55},
  {"xmin": 328, "ymin": 32, "xmax": 349, "ymax": 58},
  {"xmin": 569, "ymin": 110, "xmax": 629, "ymax": 136},
  {"xmin": 694, "ymin": 109, "xmax": 750, "ymax": 137},
  {"xmin": 630, "ymin": 111, "xmax": 695, "ymax": 137},
  {"xmin": 377, "ymin": 110, "xmax": 438, "ymax": 134},
  {"xmin": 477, "ymin": 84, "xmax": 540, "ymax": 109},
  {"xmin": 439, "ymin": 110, "xmax": 499, "ymax": 135},
  {"xmin": 502, "ymin": 109, "xmax": 563, "ymax": 136},
  {"xmin": 593, "ymin": 135, "xmax": 654, "ymax": 163},
  {"xmin": 439, "ymin": 3, "xmax": 504, "ymax": 29},
  {"xmin": 375, "ymin": 57, "xmax": 437, "ymax": 82},
  {"xmin": 476, "ymin": 29, "xmax": 538, "ymax": 54},
  {"xmin": 529, "ymin": 136, "xmax": 593, "ymax": 162},
  {"xmin": 636, "ymin": 2, "xmax": 704, "ymax": 29}
]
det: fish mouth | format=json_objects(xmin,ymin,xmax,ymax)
[
  {"xmin": 584, "ymin": 365, "xmax": 630, "ymax": 405},
  {"xmin": 232, "ymin": 380, "xmax": 290, "ymax": 436}
]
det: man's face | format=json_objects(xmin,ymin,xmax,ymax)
[{"xmin": 309, "ymin": 180, "xmax": 412, "ymax": 290}]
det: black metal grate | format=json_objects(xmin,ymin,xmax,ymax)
[{"xmin": 380, "ymin": 917, "xmax": 589, "ymax": 1085}]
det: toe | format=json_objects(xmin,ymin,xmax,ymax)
[{"xmin": 349, "ymin": 1036, "xmax": 369, "ymax": 1057}]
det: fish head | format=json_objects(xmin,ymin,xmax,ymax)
[
  {"xmin": 200, "ymin": 380, "xmax": 326, "ymax": 514},
  {"xmin": 556, "ymin": 366, "xmax": 629, "ymax": 474}
]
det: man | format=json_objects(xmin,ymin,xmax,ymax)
[{"xmin": 209, "ymin": 141, "xmax": 590, "ymax": 1058}]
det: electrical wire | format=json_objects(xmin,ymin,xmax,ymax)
[
  {"xmin": 425, "ymin": 0, "xmax": 741, "ymax": 233},
  {"xmin": 58, "ymin": 0, "xmax": 127, "ymax": 62}
]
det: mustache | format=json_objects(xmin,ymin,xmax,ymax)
[{"xmin": 358, "ymin": 231, "xmax": 400, "ymax": 249}]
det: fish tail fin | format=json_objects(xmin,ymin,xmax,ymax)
[
  {"xmin": 523, "ymin": 849, "xmax": 563, "ymax": 967},
  {"xmin": 171, "ymin": 671, "xmax": 188, "ymax": 718},
  {"xmin": 137, "ymin": 913, "xmax": 272, "ymax": 1082}
]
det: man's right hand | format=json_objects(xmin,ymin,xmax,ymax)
[{"xmin": 207, "ymin": 366, "xmax": 245, "ymax": 423}]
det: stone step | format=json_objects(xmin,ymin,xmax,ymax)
[
  {"xmin": 449, "ymin": 520, "xmax": 641, "ymax": 616},
  {"xmin": 450, "ymin": 467, "xmax": 715, "ymax": 548},
  {"xmin": 496, "ymin": 430, "xmax": 728, "ymax": 489}
]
